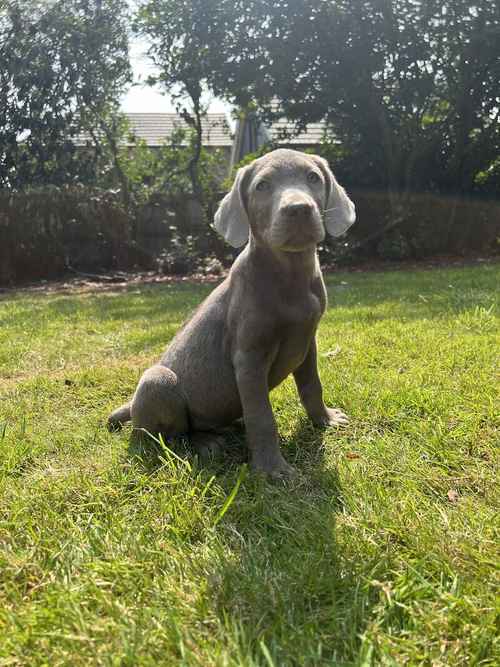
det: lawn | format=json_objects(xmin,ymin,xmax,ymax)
[{"xmin": 0, "ymin": 264, "xmax": 498, "ymax": 666}]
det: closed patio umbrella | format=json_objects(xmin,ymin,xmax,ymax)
[{"xmin": 229, "ymin": 109, "xmax": 270, "ymax": 171}]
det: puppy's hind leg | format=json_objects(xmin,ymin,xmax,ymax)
[
  {"xmin": 108, "ymin": 402, "xmax": 132, "ymax": 432},
  {"xmin": 131, "ymin": 365, "xmax": 189, "ymax": 439}
]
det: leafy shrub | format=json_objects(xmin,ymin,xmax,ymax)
[
  {"xmin": 376, "ymin": 230, "xmax": 412, "ymax": 261},
  {"xmin": 157, "ymin": 228, "xmax": 199, "ymax": 275},
  {"xmin": 156, "ymin": 226, "xmax": 226, "ymax": 276}
]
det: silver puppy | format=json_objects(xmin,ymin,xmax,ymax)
[{"xmin": 108, "ymin": 149, "xmax": 356, "ymax": 477}]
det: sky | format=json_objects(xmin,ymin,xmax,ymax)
[{"xmin": 120, "ymin": 37, "xmax": 230, "ymax": 116}]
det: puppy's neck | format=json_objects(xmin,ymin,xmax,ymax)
[{"xmin": 248, "ymin": 237, "xmax": 319, "ymax": 284}]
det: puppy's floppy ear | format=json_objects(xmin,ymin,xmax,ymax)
[
  {"xmin": 213, "ymin": 165, "xmax": 250, "ymax": 247},
  {"xmin": 312, "ymin": 155, "xmax": 356, "ymax": 237}
]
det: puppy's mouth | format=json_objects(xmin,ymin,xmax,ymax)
[
  {"xmin": 276, "ymin": 226, "xmax": 325, "ymax": 252},
  {"xmin": 279, "ymin": 238, "xmax": 319, "ymax": 252},
  {"xmin": 267, "ymin": 208, "xmax": 325, "ymax": 252}
]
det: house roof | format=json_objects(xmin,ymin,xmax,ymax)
[
  {"xmin": 75, "ymin": 112, "xmax": 328, "ymax": 149},
  {"xmin": 269, "ymin": 120, "xmax": 326, "ymax": 145},
  {"xmin": 123, "ymin": 112, "xmax": 233, "ymax": 147}
]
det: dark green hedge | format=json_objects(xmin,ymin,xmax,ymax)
[{"xmin": 1, "ymin": 186, "xmax": 498, "ymax": 285}]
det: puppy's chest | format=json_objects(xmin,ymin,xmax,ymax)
[
  {"xmin": 270, "ymin": 292, "xmax": 322, "ymax": 379},
  {"xmin": 278, "ymin": 290, "xmax": 323, "ymax": 330}
]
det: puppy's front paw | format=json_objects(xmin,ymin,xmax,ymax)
[
  {"xmin": 313, "ymin": 407, "xmax": 349, "ymax": 428},
  {"xmin": 251, "ymin": 453, "xmax": 297, "ymax": 480}
]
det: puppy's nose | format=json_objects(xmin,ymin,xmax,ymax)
[{"xmin": 283, "ymin": 202, "xmax": 312, "ymax": 217}]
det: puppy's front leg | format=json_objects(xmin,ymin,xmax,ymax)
[
  {"xmin": 235, "ymin": 357, "xmax": 295, "ymax": 478},
  {"xmin": 294, "ymin": 338, "xmax": 349, "ymax": 427}
]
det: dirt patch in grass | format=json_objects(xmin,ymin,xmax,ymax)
[{"xmin": 1, "ymin": 253, "xmax": 497, "ymax": 299}]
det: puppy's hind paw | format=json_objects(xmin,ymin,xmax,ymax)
[
  {"xmin": 191, "ymin": 432, "xmax": 225, "ymax": 463},
  {"xmin": 107, "ymin": 417, "xmax": 123, "ymax": 433}
]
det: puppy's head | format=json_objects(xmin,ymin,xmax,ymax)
[{"xmin": 214, "ymin": 149, "xmax": 356, "ymax": 250}]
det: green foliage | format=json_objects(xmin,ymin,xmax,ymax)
[
  {"xmin": 157, "ymin": 228, "xmax": 201, "ymax": 275},
  {"xmin": 247, "ymin": 0, "xmax": 500, "ymax": 198},
  {"xmin": 156, "ymin": 226, "xmax": 224, "ymax": 276},
  {"xmin": 134, "ymin": 0, "xmax": 236, "ymax": 204},
  {"xmin": 134, "ymin": 0, "xmax": 230, "ymax": 109},
  {"xmin": 0, "ymin": 119, "xmax": 229, "ymax": 283},
  {"xmin": 474, "ymin": 156, "xmax": 500, "ymax": 196},
  {"xmin": 376, "ymin": 230, "xmax": 412, "ymax": 261},
  {"xmin": 222, "ymin": 143, "xmax": 277, "ymax": 190},
  {"xmin": 157, "ymin": 0, "xmax": 498, "ymax": 200},
  {"xmin": 1, "ymin": 0, "xmax": 498, "ymax": 261},
  {"xmin": 0, "ymin": 265, "xmax": 498, "ymax": 664},
  {"xmin": 0, "ymin": 0, "xmax": 131, "ymax": 189},
  {"xmin": 115, "ymin": 124, "xmax": 227, "ymax": 214}
]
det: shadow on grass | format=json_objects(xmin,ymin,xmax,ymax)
[
  {"xmin": 207, "ymin": 419, "xmax": 375, "ymax": 663},
  {"xmin": 125, "ymin": 419, "xmax": 375, "ymax": 663},
  {"xmin": 124, "ymin": 420, "xmax": 248, "ymax": 475}
]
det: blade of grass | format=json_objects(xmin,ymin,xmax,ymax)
[{"xmin": 213, "ymin": 464, "xmax": 247, "ymax": 527}]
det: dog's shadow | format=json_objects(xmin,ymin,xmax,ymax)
[
  {"xmin": 125, "ymin": 416, "xmax": 337, "ymax": 477},
  {"xmin": 125, "ymin": 417, "xmax": 341, "ymax": 488},
  {"xmin": 124, "ymin": 419, "xmax": 373, "ymax": 661}
]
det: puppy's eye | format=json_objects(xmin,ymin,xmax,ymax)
[
  {"xmin": 307, "ymin": 171, "xmax": 321, "ymax": 184},
  {"xmin": 255, "ymin": 180, "xmax": 270, "ymax": 192}
]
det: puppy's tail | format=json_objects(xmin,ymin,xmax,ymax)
[{"xmin": 107, "ymin": 402, "xmax": 132, "ymax": 432}]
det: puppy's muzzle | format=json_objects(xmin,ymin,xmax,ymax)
[
  {"xmin": 271, "ymin": 193, "xmax": 324, "ymax": 251},
  {"xmin": 282, "ymin": 202, "xmax": 314, "ymax": 218}
]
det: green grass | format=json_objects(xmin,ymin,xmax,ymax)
[{"xmin": 0, "ymin": 264, "xmax": 498, "ymax": 666}]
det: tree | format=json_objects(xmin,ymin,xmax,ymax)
[
  {"xmin": 134, "ymin": 1, "xmax": 218, "ymax": 205},
  {"xmin": 0, "ymin": 0, "xmax": 131, "ymax": 189},
  {"xmin": 204, "ymin": 1, "xmax": 500, "ymax": 218}
]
